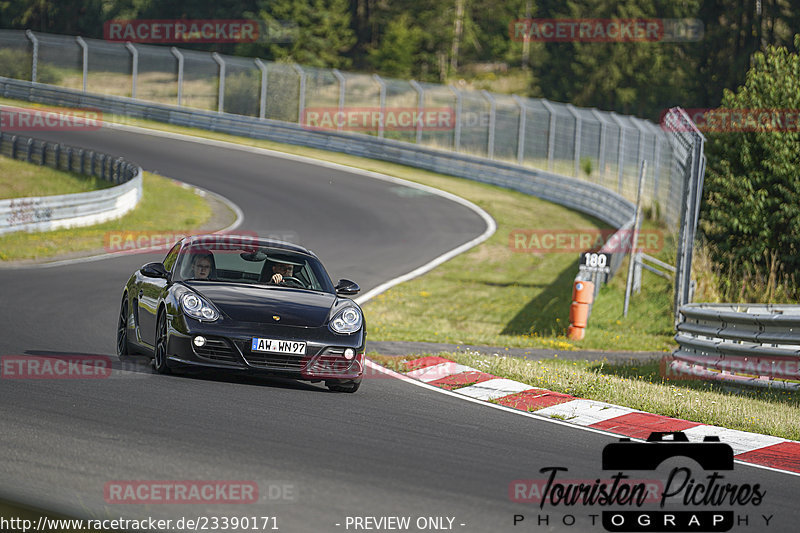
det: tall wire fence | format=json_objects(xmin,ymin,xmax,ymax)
[
  {"xmin": 1, "ymin": 30, "xmax": 694, "ymax": 229},
  {"xmin": 1, "ymin": 30, "xmax": 707, "ymax": 314}
]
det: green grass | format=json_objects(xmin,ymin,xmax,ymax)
[
  {"xmin": 369, "ymin": 352, "xmax": 800, "ymax": 441},
  {"xmin": 0, "ymin": 98, "xmax": 676, "ymax": 351},
  {"xmin": 0, "ymin": 156, "xmax": 113, "ymax": 199},
  {"xmin": 0, "ymin": 172, "xmax": 211, "ymax": 261}
]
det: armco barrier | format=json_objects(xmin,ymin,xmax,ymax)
[
  {"xmin": 672, "ymin": 303, "xmax": 800, "ymax": 389},
  {"xmin": 0, "ymin": 77, "xmax": 635, "ymax": 230},
  {"xmin": 0, "ymin": 131, "xmax": 142, "ymax": 235}
]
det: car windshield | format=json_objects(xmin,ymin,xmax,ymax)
[{"xmin": 174, "ymin": 244, "xmax": 335, "ymax": 293}]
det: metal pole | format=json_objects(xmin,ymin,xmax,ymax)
[
  {"xmin": 512, "ymin": 95, "xmax": 526, "ymax": 164},
  {"xmin": 567, "ymin": 104, "xmax": 582, "ymax": 177},
  {"xmin": 652, "ymin": 133, "xmax": 662, "ymax": 204},
  {"xmin": 373, "ymin": 74, "xmax": 386, "ymax": 138},
  {"xmin": 591, "ymin": 109, "xmax": 608, "ymax": 185},
  {"xmin": 125, "ymin": 42, "xmax": 138, "ymax": 99},
  {"xmin": 481, "ymin": 89, "xmax": 496, "ymax": 159},
  {"xmin": 212, "ymin": 52, "xmax": 225, "ymax": 113},
  {"xmin": 541, "ymin": 99, "xmax": 556, "ymax": 172},
  {"xmin": 448, "ymin": 84, "xmax": 462, "ymax": 151},
  {"xmin": 624, "ymin": 160, "xmax": 647, "ymax": 317},
  {"xmin": 292, "ymin": 64, "xmax": 306, "ymax": 124},
  {"xmin": 171, "ymin": 47, "xmax": 184, "ymax": 107},
  {"xmin": 617, "ymin": 128, "xmax": 626, "ymax": 194},
  {"xmin": 409, "ymin": 80, "xmax": 424, "ymax": 144},
  {"xmin": 254, "ymin": 59, "xmax": 268, "ymax": 119},
  {"xmin": 76, "ymin": 37, "xmax": 88, "ymax": 93},
  {"xmin": 332, "ymin": 69, "xmax": 346, "ymax": 132},
  {"xmin": 25, "ymin": 30, "xmax": 38, "ymax": 83}
]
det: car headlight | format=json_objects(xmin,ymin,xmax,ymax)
[
  {"xmin": 181, "ymin": 292, "xmax": 219, "ymax": 321},
  {"xmin": 330, "ymin": 306, "xmax": 362, "ymax": 334}
]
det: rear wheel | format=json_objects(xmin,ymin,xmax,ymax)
[
  {"xmin": 153, "ymin": 311, "xmax": 171, "ymax": 374},
  {"xmin": 326, "ymin": 377, "xmax": 361, "ymax": 393},
  {"xmin": 116, "ymin": 295, "xmax": 130, "ymax": 358}
]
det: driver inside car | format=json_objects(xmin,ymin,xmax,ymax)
[
  {"xmin": 191, "ymin": 253, "xmax": 214, "ymax": 280},
  {"xmin": 269, "ymin": 261, "xmax": 294, "ymax": 284}
]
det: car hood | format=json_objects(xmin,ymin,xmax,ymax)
[{"xmin": 185, "ymin": 282, "xmax": 337, "ymax": 327}]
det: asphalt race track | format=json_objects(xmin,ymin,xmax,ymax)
[{"xmin": 1, "ymin": 126, "xmax": 799, "ymax": 532}]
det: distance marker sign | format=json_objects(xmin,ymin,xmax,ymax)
[{"xmin": 579, "ymin": 252, "xmax": 612, "ymax": 274}]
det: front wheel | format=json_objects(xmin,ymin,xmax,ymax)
[
  {"xmin": 116, "ymin": 295, "xmax": 130, "ymax": 359},
  {"xmin": 153, "ymin": 311, "xmax": 171, "ymax": 374}
]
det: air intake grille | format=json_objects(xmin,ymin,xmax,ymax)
[{"xmin": 193, "ymin": 337, "xmax": 239, "ymax": 363}]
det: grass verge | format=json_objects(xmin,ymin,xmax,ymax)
[
  {"xmin": 0, "ymin": 156, "xmax": 113, "ymax": 199},
  {"xmin": 0, "ymin": 172, "xmax": 211, "ymax": 261},
  {"xmin": 0, "ymin": 98, "xmax": 676, "ymax": 351},
  {"xmin": 369, "ymin": 352, "xmax": 800, "ymax": 441}
]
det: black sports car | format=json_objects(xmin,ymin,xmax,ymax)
[{"xmin": 116, "ymin": 234, "xmax": 365, "ymax": 392}]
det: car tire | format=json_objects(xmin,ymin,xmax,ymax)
[
  {"xmin": 116, "ymin": 295, "xmax": 130, "ymax": 359},
  {"xmin": 153, "ymin": 310, "xmax": 172, "ymax": 375},
  {"xmin": 326, "ymin": 377, "xmax": 361, "ymax": 393}
]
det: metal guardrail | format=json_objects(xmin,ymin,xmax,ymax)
[
  {"xmin": 0, "ymin": 77, "xmax": 635, "ymax": 231},
  {"xmin": 1, "ymin": 29, "xmax": 683, "ymax": 228},
  {"xmin": 0, "ymin": 131, "xmax": 142, "ymax": 235},
  {"xmin": 673, "ymin": 303, "xmax": 800, "ymax": 389}
]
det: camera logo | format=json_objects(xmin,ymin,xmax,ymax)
[{"xmin": 603, "ymin": 432, "xmax": 734, "ymax": 472}]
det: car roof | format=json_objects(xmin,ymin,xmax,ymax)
[{"xmin": 181, "ymin": 234, "xmax": 317, "ymax": 258}]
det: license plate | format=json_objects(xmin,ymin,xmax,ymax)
[{"xmin": 251, "ymin": 338, "xmax": 306, "ymax": 355}]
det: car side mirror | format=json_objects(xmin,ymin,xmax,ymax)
[
  {"xmin": 141, "ymin": 262, "xmax": 170, "ymax": 279},
  {"xmin": 335, "ymin": 279, "xmax": 360, "ymax": 296}
]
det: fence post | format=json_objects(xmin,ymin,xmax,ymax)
[
  {"xmin": 448, "ymin": 84, "xmax": 462, "ymax": 151},
  {"xmin": 373, "ymin": 74, "xmax": 386, "ymax": 139},
  {"xmin": 332, "ymin": 69, "xmax": 346, "ymax": 132},
  {"xmin": 409, "ymin": 80, "xmax": 424, "ymax": 144},
  {"xmin": 541, "ymin": 99, "xmax": 557, "ymax": 172},
  {"xmin": 591, "ymin": 109, "xmax": 608, "ymax": 185},
  {"xmin": 624, "ymin": 160, "xmax": 647, "ymax": 317},
  {"xmin": 610, "ymin": 113, "xmax": 627, "ymax": 195},
  {"xmin": 512, "ymin": 95, "xmax": 526, "ymax": 165},
  {"xmin": 25, "ymin": 30, "xmax": 38, "ymax": 83},
  {"xmin": 171, "ymin": 47, "xmax": 184, "ymax": 107},
  {"xmin": 567, "ymin": 104, "xmax": 582, "ymax": 177},
  {"xmin": 125, "ymin": 42, "xmax": 138, "ymax": 99},
  {"xmin": 292, "ymin": 64, "xmax": 306, "ymax": 124},
  {"xmin": 76, "ymin": 37, "xmax": 88, "ymax": 92},
  {"xmin": 212, "ymin": 52, "xmax": 225, "ymax": 113},
  {"xmin": 481, "ymin": 90, "xmax": 496, "ymax": 159},
  {"xmin": 254, "ymin": 58, "xmax": 268, "ymax": 119}
]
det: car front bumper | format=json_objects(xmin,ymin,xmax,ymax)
[{"xmin": 166, "ymin": 315, "xmax": 365, "ymax": 380}]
